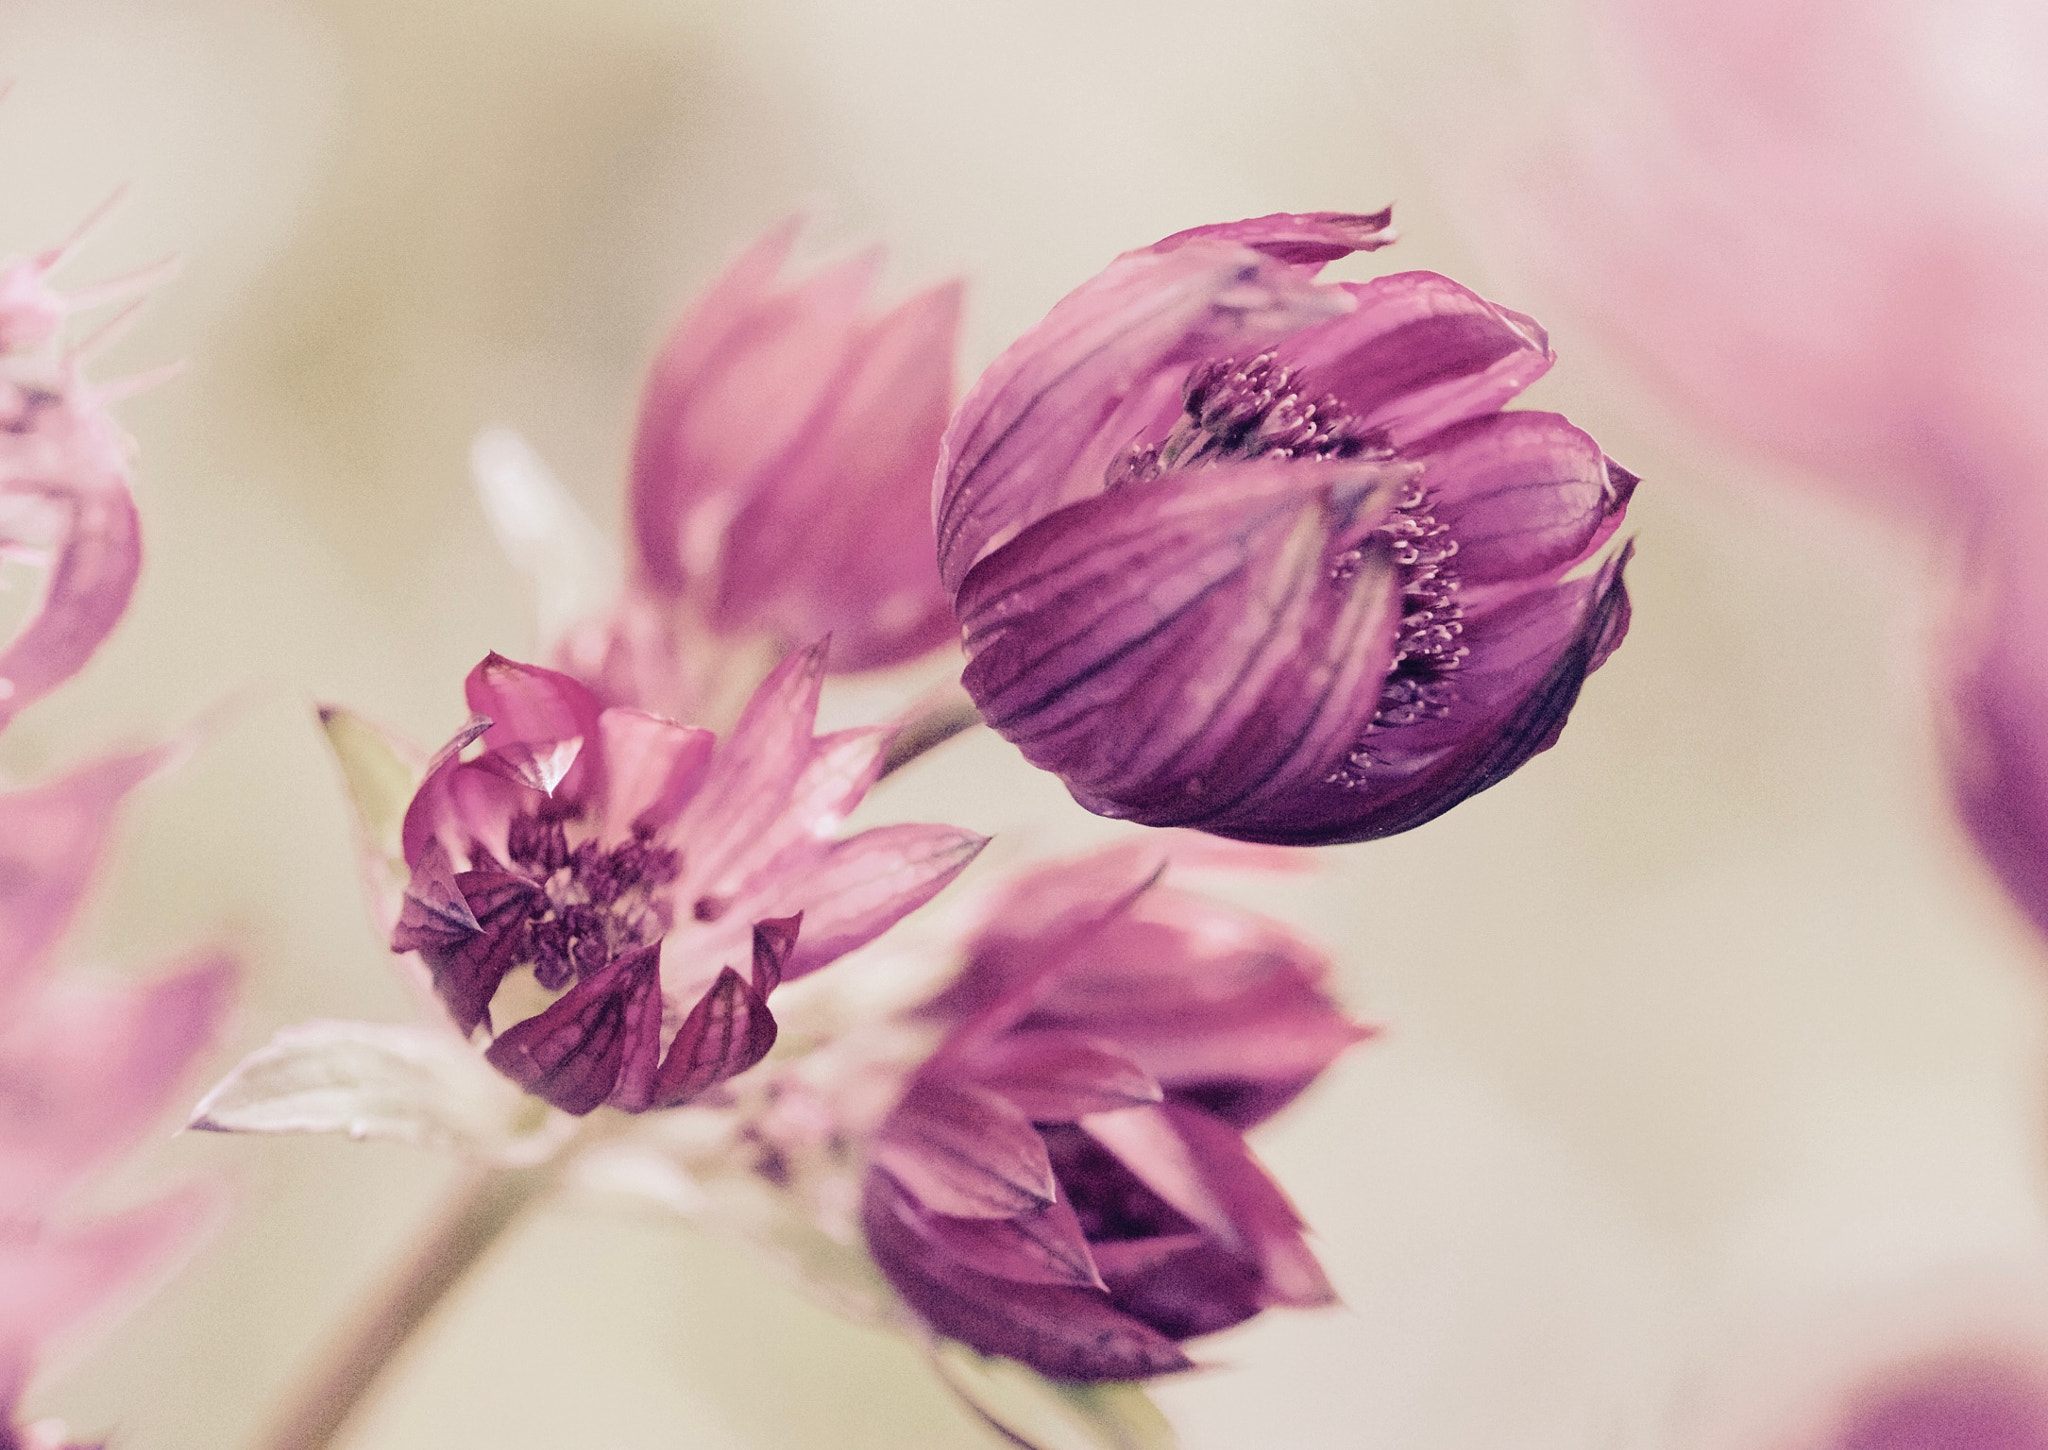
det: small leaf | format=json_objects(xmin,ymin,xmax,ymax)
[
  {"xmin": 189, "ymin": 1019, "xmax": 570, "ymax": 1165},
  {"xmin": 929, "ymin": 1340, "xmax": 1180, "ymax": 1450},
  {"xmin": 317, "ymin": 704, "xmax": 425, "ymax": 918}
]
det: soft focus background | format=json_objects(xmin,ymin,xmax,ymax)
[{"xmin": 6, "ymin": 1, "xmax": 2046, "ymax": 1446}]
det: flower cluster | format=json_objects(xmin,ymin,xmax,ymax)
[
  {"xmin": 392, "ymin": 645, "xmax": 983, "ymax": 1114},
  {"xmin": 861, "ymin": 844, "xmax": 1365, "ymax": 1380},
  {"xmin": 935, "ymin": 211, "xmax": 1635, "ymax": 844}
]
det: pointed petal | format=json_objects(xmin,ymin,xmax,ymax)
[
  {"xmin": 1276, "ymin": 270, "xmax": 1555, "ymax": 447},
  {"xmin": 0, "ymin": 1186, "xmax": 215, "ymax": 1366},
  {"xmin": 483, "ymin": 943, "xmax": 663, "ymax": 1115},
  {"xmin": 964, "ymin": 1031, "xmax": 1162, "ymax": 1123},
  {"xmin": 0, "ymin": 451, "xmax": 140, "ymax": 731},
  {"xmin": 771, "ymin": 825, "xmax": 987, "ymax": 980},
  {"xmin": 0, "ymin": 955, "xmax": 233, "ymax": 1214},
  {"xmin": 1151, "ymin": 209, "xmax": 1397, "ymax": 267},
  {"xmin": 750, "ymin": 915, "xmax": 800, "ymax": 997},
  {"xmin": 595, "ymin": 708, "xmax": 714, "ymax": 842},
  {"xmin": 1418, "ymin": 412, "xmax": 1632, "ymax": 585},
  {"xmin": 715, "ymin": 280, "xmax": 961, "ymax": 670},
  {"xmin": 1150, "ymin": 1102, "xmax": 1335, "ymax": 1309},
  {"xmin": 0, "ymin": 747, "xmax": 162, "ymax": 1013},
  {"xmin": 901, "ymin": 1195, "xmax": 1104, "ymax": 1290},
  {"xmin": 391, "ymin": 838, "xmax": 481, "ymax": 951},
  {"xmin": 862, "ymin": 1172, "xmax": 1191, "ymax": 1382},
  {"xmin": 872, "ymin": 1077, "xmax": 1058, "ymax": 1219},
  {"xmin": 463, "ymin": 655, "xmax": 602, "ymax": 806},
  {"xmin": 669, "ymin": 641, "xmax": 828, "ymax": 886},
  {"xmin": 1079, "ymin": 1104, "xmax": 1241, "ymax": 1249},
  {"xmin": 641, "ymin": 964, "xmax": 777, "ymax": 1109},
  {"xmin": 632, "ymin": 234, "xmax": 877, "ymax": 596},
  {"xmin": 398, "ymin": 862, "xmax": 541, "ymax": 1037},
  {"xmin": 1097, "ymin": 1237, "xmax": 1268, "ymax": 1341},
  {"xmin": 936, "ymin": 241, "xmax": 1353, "ymax": 591}
]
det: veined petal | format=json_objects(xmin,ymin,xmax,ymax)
[
  {"xmin": 645, "ymin": 963, "xmax": 777, "ymax": 1110},
  {"xmin": 1150, "ymin": 208, "xmax": 1397, "ymax": 267},
  {"xmin": 463, "ymin": 655, "xmax": 602, "ymax": 807},
  {"xmin": 872, "ymin": 1077, "xmax": 1057, "ymax": 1219},
  {"xmin": 770, "ymin": 825, "xmax": 987, "ymax": 980},
  {"xmin": 1276, "ymin": 270, "xmax": 1555, "ymax": 446},
  {"xmin": 594, "ymin": 708, "xmax": 714, "ymax": 842},
  {"xmin": 0, "ymin": 955, "xmax": 233, "ymax": 1215},
  {"xmin": 965, "ymin": 1031, "xmax": 1161, "ymax": 1123},
  {"xmin": 715, "ymin": 280, "xmax": 960, "ymax": 669},
  {"xmin": 862, "ymin": 1172, "xmax": 1191, "ymax": 1381},
  {"xmin": 935, "ymin": 242, "xmax": 1352, "ymax": 591},
  {"xmin": 0, "ymin": 748, "xmax": 162, "ymax": 1014},
  {"xmin": 896, "ymin": 1193, "xmax": 1104, "ymax": 1291},
  {"xmin": 483, "ymin": 942, "xmax": 663, "ymax": 1116},
  {"xmin": 1418, "ymin": 412, "xmax": 1634, "ymax": 585}
]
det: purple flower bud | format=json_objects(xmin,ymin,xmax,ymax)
[
  {"xmin": 934, "ymin": 211, "xmax": 1637, "ymax": 844},
  {"xmin": 392, "ymin": 647, "xmax": 985, "ymax": 1115},
  {"xmin": 861, "ymin": 844, "xmax": 1367, "ymax": 1381}
]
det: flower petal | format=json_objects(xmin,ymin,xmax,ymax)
[
  {"xmin": 483, "ymin": 942, "xmax": 663, "ymax": 1115},
  {"xmin": 862, "ymin": 1172, "xmax": 1191, "ymax": 1382},
  {"xmin": 645, "ymin": 963, "xmax": 778, "ymax": 1110},
  {"xmin": 0, "ymin": 471, "xmax": 139, "ymax": 733},
  {"xmin": 594, "ymin": 707, "xmax": 714, "ymax": 842},
  {"xmin": 1418, "ymin": 412, "xmax": 1635, "ymax": 585},
  {"xmin": 0, "ymin": 748, "xmax": 162, "ymax": 1014},
  {"xmin": 715, "ymin": 279, "xmax": 961, "ymax": 670},
  {"xmin": 631, "ymin": 225, "xmax": 876, "ymax": 596},
  {"xmin": 1275, "ymin": 269, "xmax": 1555, "ymax": 447},
  {"xmin": 965, "ymin": 1030, "xmax": 1162, "ymax": 1123},
  {"xmin": 872, "ymin": 1077, "xmax": 1058, "ymax": 1219},
  {"xmin": 936, "ymin": 240, "xmax": 1353, "ymax": 591},
  {"xmin": 897, "ymin": 1193, "xmax": 1104, "ymax": 1291},
  {"xmin": 770, "ymin": 825, "xmax": 987, "ymax": 980},
  {"xmin": 1150, "ymin": 209, "xmax": 1397, "ymax": 267},
  {"xmin": 0, "ymin": 955, "xmax": 233, "ymax": 1215}
]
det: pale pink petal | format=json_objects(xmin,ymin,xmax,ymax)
[
  {"xmin": 0, "ymin": 472, "xmax": 140, "ymax": 732},
  {"xmin": 769, "ymin": 824, "xmax": 986, "ymax": 980},
  {"xmin": 873, "ymin": 1077, "xmax": 1058, "ymax": 1219}
]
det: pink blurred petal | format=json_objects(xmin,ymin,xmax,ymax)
[
  {"xmin": 0, "ymin": 954, "xmax": 233, "ymax": 1216},
  {"xmin": 0, "ymin": 472, "xmax": 139, "ymax": 733},
  {"xmin": 0, "ymin": 749, "xmax": 163, "ymax": 1015},
  {"xmin": 963, "ymin": 1030, "xmax": 1162, "ymax": 1123},
  {"xmin": 900, "ymin": 1193, "xmax": 1104, "ymax": 1291}
]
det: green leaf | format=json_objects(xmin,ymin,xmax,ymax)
[
  {"xmin": 317, "ymin": 704, "xmax": 423, "ymax": 920},
  {"xmin": 190, "ymin": 1019, "xmax": 570, "ymax": 1165},
  {"xmin": 928, "ymin": 1340, "xmax": 1180, "ymax": 1450}
]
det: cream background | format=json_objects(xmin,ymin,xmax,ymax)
[{"xmin": 4, "ymin": 1, "xmax": 2044, "ymax": 1446}]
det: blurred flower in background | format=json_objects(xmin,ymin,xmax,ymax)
[
  {"xmin": 0, "ymin": 221, "xmax": 233, "ymax": 1445},
  {"xmin": 935, "ymin": 211, "xmax": 1635, "ymax": 846}
]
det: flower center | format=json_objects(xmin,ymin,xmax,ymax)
[
  {"xmin": 496, "ymin": 809, "xmax": 681, "ymax": 991},
  {"xmin": 1110, "ymin": 353, "xmax": 1469, "ymax": 768}
]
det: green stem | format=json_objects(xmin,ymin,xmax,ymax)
[{"xmin": 255, "ymin": 1158, "xmax": 557, "ymax": 1450}]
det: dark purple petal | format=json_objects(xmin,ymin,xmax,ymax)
[
  {"xmin": 956, "ymin": 457, "xmax": 1406, "ymax": 827},
  {"xmin": 484, "ymin": 943, "xmax": 664, "ymax": 1115},
  {"xmin": 1150, "ymin": 210, "xmax": 1398, "ymax": 267},
  {"xmin": 1149, "ymin": 1102, "xmax": 1335, "ymax": 1309},
  {"xmin": 964, "ymin": 1031, "xmax": 1161, "ymax": 1123},
  {"xmin": 750, "ymin": 914, "xmax": 801, "ymax": 996},
  {"xmin": 1276, "ymin": 270, "xmax": 1555, "ymax": 447},
  {"xmin": 645, "ymin": 963, "xmax": 778, "ymax": 1109},
  {"xmin": 935, "ymin": 242, "xmax": 1350, "ymax": 591},
  {"xmin": 862, "ymin": 1172, "xmax": 1191, "ymax": 1382},
  {"xmin": 894, "ymin": 1191, "xmax": 1104, "ymax": 1291},
  {"xmin": 1417, "ymin": 412, "xmax": 1632, "ymax": 585},
  {"xmin": 398, "ymin": 857, "xmax": 543, "ymax": 1037},
  {"xmin": 872, "ymin": 1077, "xmax": 1058, "ymax": 1219}
]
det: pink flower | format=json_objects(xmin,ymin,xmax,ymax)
[
  {"xmin": 933, "ymin": 211, "xmax": 1635, "ymax": 846},
  {"xmin": 0, "ymin": 249, "xmax": 143, "ymax": 733},
  {"xmin": 392, "ymin": 645, "xmax": 985, "ymax": 1115},
  {"xmin": 861, "ymin": 843, "xmax": 1367, "ymax": 1380},
  {"xmin": 0, "ymin": 750, "xmax": 234, "ymax": 1422},
  {"xmin": 563, "ymin": 221, "xmax": 962, "ymax": 716}
]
